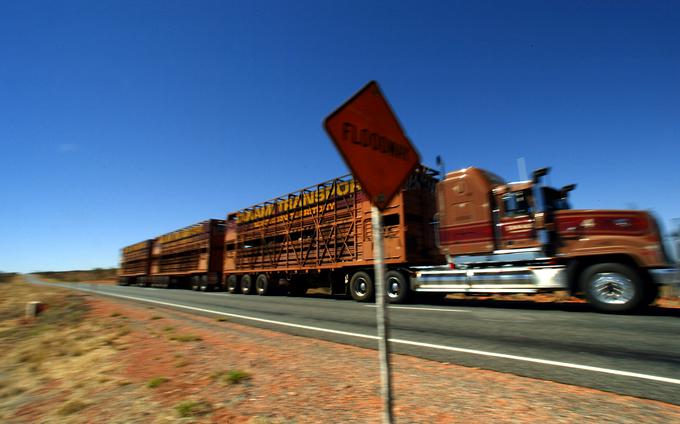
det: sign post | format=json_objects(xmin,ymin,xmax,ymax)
[
  {"xmin": 371, "ymin": 205, "xmax": 392, "ymax": 423},
  {"xmin": 325, "ymin": 81, "xmax": 420, "ymax": 424}
]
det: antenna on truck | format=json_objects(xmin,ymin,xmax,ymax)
[{"xmin": 517, "ymin": 157, "xmax": 528, "ymax": 181}]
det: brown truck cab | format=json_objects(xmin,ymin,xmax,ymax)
[{"xmin": 429, "ymin": 166, "xmax": 677, "ymax": 312}]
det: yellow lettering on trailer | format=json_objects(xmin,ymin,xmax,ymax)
[
  {"xmin": 158, "ymin": 224, "xmax": 203, "ymax": 244},
  {"xmin": 236, "ymin": 179, "xmax": 361, "ymax": 224}
]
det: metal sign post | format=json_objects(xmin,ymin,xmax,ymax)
[
  {"xmin": 372, "ymin": 205, "xmax": 393, "ymax": 423},
  {"xmin": 324, "ymin": 81, "xmax": 421, "ymax": 424}
]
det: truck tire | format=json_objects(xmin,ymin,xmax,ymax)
[
  {"xmin": 350, "ymin": 271, "xmax": 374, "ymax": 302},
  {"xmin": 241, "ymin": 275, "xmax": 254, "ymax": 295},
  {"xmin": 256, "ymin": 274, "xmax": 271, "ymax": 296},
  {"xmin": 191, "ymin": 276, "xmax": 200, "ymax": 291},
  {"xmin": 580, "ymin": 263, "xmax": 644, "ymax": 313},
  {"xmin": 385, "ymin": 270, "xmax": 411, "ymax": 304},
  {"xmin": 226, "ymin": 275, "xmax": 240, "ymax": 294},
  {"xmin": 199, "ymin": 275, "xmax": 209, "ymax": 291}
]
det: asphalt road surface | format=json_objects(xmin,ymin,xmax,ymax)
[{"xmin": 26, "ymin": 276, "xmax": 680, "ymax": 405}]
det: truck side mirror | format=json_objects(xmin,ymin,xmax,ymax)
[
  {"xmin": 560, "ymin": 184, "xmax": 576, "ymax": 196},
  {"xmin": 532, "ymin": 167, "xmax": 550, "ymax": 184}
]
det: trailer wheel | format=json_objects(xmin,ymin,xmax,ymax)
[
  {"xmin": 350, "ymin": 271, "xmax": 374, "ymax": 302},
  {"xmin": 199, "ymin": 275, "xmax": 209, "ymax": 291},
  {"xmin": 256, "ymin": 274, "xmax": 271, "ymax": 296},
  {"xmin": 226, "ymin": 275, "xmax": 240, "ymax": 294},
  {"xmin": 580, "ymin": 263, "xmax": 644, "ymax": 313},
  {"xmin": 191, "ymin": 276, "xmax": 200, "ymax": 291},
  {"xmin": 385, "ymin": 270, "xmax": 411, "ymax": 304},
  {"xmin": 241, "ymin": 275, "xmax": 254, "ymax": 295}
]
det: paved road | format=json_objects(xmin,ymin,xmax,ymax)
[{"xmin": 26, "ymin": 276, "xmax": 680, "ymax": 405}]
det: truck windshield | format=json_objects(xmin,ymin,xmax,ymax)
[
  {"xmin": 541, "ymin": 187, "xmax": 571, "ymax": 211},
  {"xmin": 502, "ymin": 190, "xmax": 532, "ymax": 217}
]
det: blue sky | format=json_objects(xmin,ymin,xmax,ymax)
[{"xmin": 1, "ymin": 1, "xmax": 679, "ymax": 272}]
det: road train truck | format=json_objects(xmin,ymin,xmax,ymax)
[
  {"xmin": 118, "ymin": 240, "xmax": 153, "ymax": 286},
  {"xmin": 119, "ymin": 219, "xmax": 226, "ymax": 290},
  {"xmin": 223, "ymin": 166, "xmax": 677, "ymax": 312}
]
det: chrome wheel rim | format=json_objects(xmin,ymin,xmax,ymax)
[
  {"xmin": 591, "ymin": 273, "xmax": 635, "ymax": 305},
  {"xmin": 355, "ymin": 278, "xmax": 368, "ymax": 296},
  {"xmin": 386, "ymin": 276, "xmax": 401, "ymax": 299}
]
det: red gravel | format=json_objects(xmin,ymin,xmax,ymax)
[{"xmin": 64, "ymin": 295, "xmax": 680, "ymax": 423}]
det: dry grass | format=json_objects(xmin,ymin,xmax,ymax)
[
  {"xmin": 169, "ymin": 333, "xmax": 202, "ymax": 342},
  {"xmin": 31, "ymin": 268, "xmax": 117, "ymax": 283},
  {"xmin": 211, "ymin": 369, "xmax": 252, "ymax": 385},
  {"xmin": 57, "ymin": 400, "xmax": 90, "ymax": 416},
  {"xmin": 0, "ymin": 273, "xmax": 18, "ymax": 284},
  {"xmin": 146, "ymin": 376, "xmax": 169, "ymax": 388},
  {"xmin": 175, "ymin": 400, "xmax": 212, "ymax": 418},
  {"xmin": 0, "ymin": 277, "xmax": 157, "ymax": 422}
]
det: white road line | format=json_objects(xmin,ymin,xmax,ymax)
[
  {"xmin": 364, "ymin": 305, "xmax": 468, "ymax": 313},
  {"xmin": 38, "ymin": 282, "xmax": 680, "ymax": 387},
  {"xmin": 388, "ymin": 339, "xmax": 680, "ymax": 385},
  {"xmin": 72, "ymin": 287, "xmax": 379, "ymax": 340}
]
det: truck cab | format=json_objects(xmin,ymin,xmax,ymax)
[{"xmin": 425, "ymin": 166, "xmax": 678, "ymax": 312}]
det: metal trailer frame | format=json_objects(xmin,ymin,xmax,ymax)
[
  {"xmin": 224, "ymin": 168, "xmax": 442, "ymax": 296},
  {"xmin": 118, "ymin": 240, "xmax": 153, "ymax": 285},
  {"xmin": 143, "ymin": 219, "xmax": 226, "ymax": 290}
]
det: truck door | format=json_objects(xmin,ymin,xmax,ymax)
[{"xmin": 497, "ymin": 190, "xmax": 540, "ymax": 250}]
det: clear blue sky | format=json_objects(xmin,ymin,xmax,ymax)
[{"xmin": 1, "ymin": 1, "xmax": 679, "ymax": 273}]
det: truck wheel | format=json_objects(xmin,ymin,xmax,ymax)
[
  {"xmin": 191, "ymin": 276, "xmax": 200, "ymax": 291},
  {"xmin": 350, "ymin": 271, "xmax": 374, "ymax": 302},
  {"xmin": 199, "ymin": 275, "xmax": 209, "ymax": 292},
  {"xmin": 385, "ymin": 270, "xmax": 411, "ymax": 304},
  {"xmin": 580, "ymin": 263, "xmax": 644, "ymax": 313},
  {"xmin": 227, "ymin": 275, "xmax": 240, "ymax": 294},
  {"xmin": 256, "ymin": 274, "xmax": 270, "ymax": 296},
  {"xmin": 241, "ymin": 275, "xmax": 254, "ymax": 295}
]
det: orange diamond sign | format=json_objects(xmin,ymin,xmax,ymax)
[{"xmin": 324, "ymin": 81, "xmax": 420, "ymax": 210}]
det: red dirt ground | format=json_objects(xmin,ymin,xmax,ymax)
[{"xmin": 59, "ymin": 295, "xmax": 680, "ymax": 422}]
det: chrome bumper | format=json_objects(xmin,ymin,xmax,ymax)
[{"xmin": 650, "ymin": 268, "xmax": 680, "ymax": 286}]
